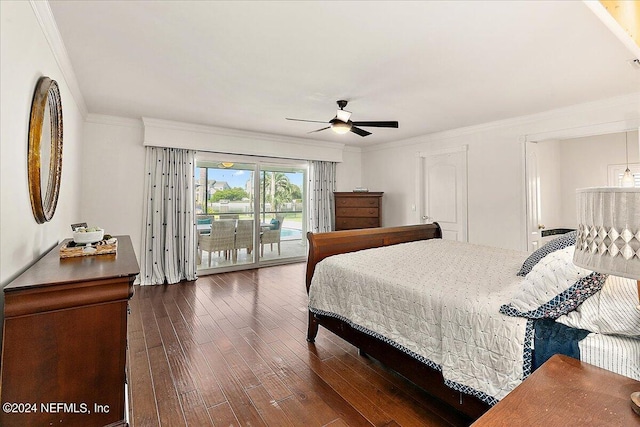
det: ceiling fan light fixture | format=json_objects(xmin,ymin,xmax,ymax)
[
  {"xmin": 288, "ymin": 100, "xmax": 397, "ymax": 137},
  {"xmin": 336, "ymin": 109, "xmax": 352, "ymax": 122},
  {"xmin": 330, "ymin": 119, "xmax": 352, "ymax": 134}
]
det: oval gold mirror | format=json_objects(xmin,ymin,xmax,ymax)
[{"xmin": 28, "ymin": 76, "xmax": 63, "ymax": 223}]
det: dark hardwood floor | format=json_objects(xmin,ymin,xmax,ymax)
[{"xmin": 127, "ymin": 263, "xmax": 474, "ymax": 427}]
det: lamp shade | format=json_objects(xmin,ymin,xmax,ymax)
[{"xmin": 573, "ymin": 187, "xmax": 640, "ymax": 280}]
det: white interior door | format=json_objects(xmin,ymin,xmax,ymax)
[
  {"xmin": 525, "ymin": 141, "xmax": 544, "ymax": 252},
  {"xmin": 419, "ymin": 147, "xmax": 468, "ymax": 241}
]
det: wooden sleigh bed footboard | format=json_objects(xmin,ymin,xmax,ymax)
[{"xmin": 305, "ymin": 223, "xmax": 490, "ymax": 419}]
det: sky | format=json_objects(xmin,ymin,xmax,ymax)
[{"xmin": 202, "ymin": 168, "xmax": 303, "ymax": 189}]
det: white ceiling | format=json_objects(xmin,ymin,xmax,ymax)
[{"xmin": 49, "ymin": 1, "xmax": 639, "ymax": 147}]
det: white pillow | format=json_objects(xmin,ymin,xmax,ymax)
[
  {"xmin": 516, "ymin": 231, "xmax": 576, "ymax": 276},
  {"xmin": 500, "ymin": 246, "xmax": 606, "ymax": 319},
  {"xmin": 556, "ymin": 275, "xmax": 640, "ymax": 337}
]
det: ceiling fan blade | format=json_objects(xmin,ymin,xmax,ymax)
[
  {"xmin": 350, "ymin": 126, "xmax": 372, "ymax": 137},
  {"xmin": 286, "ymin": 118, "xmax": 329, "ymax": 124},
  {"xmin": 351, "ymin": 121, "xmax": 399, "ymax": 128},
  {"xmin": 307, "ymin": 126, "xmax": 331, "ymax": 134},
  {"xmin": 336, "ymin": 109, "xmax": 352, "ymax": 122}
]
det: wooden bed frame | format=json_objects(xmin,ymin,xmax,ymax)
[{"xmin": 305, "ymin": 223, "xmax": 491, "ymax": 419}]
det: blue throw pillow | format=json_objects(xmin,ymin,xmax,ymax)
[
  {"xmin": 517, "ymin": 231, "xmax": 576, "ymax": 276},
  {"xmin": 269, "ymin": 219, "xmax": 279, "ymax": 230}
]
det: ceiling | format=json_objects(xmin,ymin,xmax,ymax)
[{"xmin": 49, "ymin": 1, "xmax": 639, "ymax": 147}]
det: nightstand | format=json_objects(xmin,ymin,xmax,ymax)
[{"xmin": 472, "ymin": 354, "xmax": 640, "ymax": 426}]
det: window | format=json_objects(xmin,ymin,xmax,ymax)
[
  {"xmin": 608, "ymin": 163, "xmax": 640, "ymax": 187},
  {"xmin": 195, "ymin": 157, "xmax": 307, "ymax": 273}
]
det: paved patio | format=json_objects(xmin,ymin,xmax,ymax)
[{"xmin": 197, "ymin": 237, "xmax": 307, "ymax": 270}]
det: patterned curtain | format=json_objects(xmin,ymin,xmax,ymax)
[
  {"xmin": 140, "ymin": 147, "xmax": 197, "ymax": 285},
  {"xmin": 308, "ymin": 160, "xmax": 336, "ymax": 233}
]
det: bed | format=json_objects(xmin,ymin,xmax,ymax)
[{"xmin": 305, "ymin": 223, "xmax": 640, "ymax": 419}]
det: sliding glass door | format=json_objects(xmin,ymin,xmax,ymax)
[
  {"xmin": 195, "ymin": 161, "xmax": 257, "ymax": 271},
  {"xmin": 195, "ymin": 156, "xmax": 307, "ymax": 274},
  {"xmin": 257, "ymin": 165, "xmax": 306, "ymax": 264}
]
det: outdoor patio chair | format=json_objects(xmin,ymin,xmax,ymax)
[
  {"xmin": 234, "ymin": 219, "xmax": 254, "ymax": 260},
  {"xmin": 196, "ymin": 215, "xmax": 214, "ymax": 234},
  {"xmin": 260, "ymin": 213, "xmax": 285, "ymax": 256},
  {"xmin": 198, "ymin": 219, "xmax": 236, "ymax": 266}
]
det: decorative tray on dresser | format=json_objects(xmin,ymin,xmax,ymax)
[{"xmin": 0, "ymin": 235, "xmax": 139, "ymax": 427}]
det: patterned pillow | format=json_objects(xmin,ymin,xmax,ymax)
[
  {"xmin": 517, "ymin": 231, "xmax": 576, "ymax": 276},
  {"xmin": 556, "ymin": 275, "xmax": 640, "ymax": 337},
  {"xmin": 501, "ymin": 246, "xmax": 607, "ymax": 319}
]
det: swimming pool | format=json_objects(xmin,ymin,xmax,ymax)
[{"xmin": 281, "ymin": 227, "xmax": 302, "ymax": 240}]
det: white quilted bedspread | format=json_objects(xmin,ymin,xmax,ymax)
[{"xmin": 308, "ymin": 239, "xmax": 530, "ymax": 403}]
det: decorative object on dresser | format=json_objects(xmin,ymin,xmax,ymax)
[
  {"xmin": 334, "ymin": 191, "xmax": 383, "ymax": 230},
  {"xmin": 59, "ymin": 236, "xmax": 118, "ymax": 258},
  {"xmin": 71, "ymin": 226, "xmax": 104, "ymax": 244},
  {"xmin": 0, "ymin": 236, "xmax": 139, "ymax": 427},
  {"xmin": 572, "ymin": 187, "xmax": 640, "ymax": 416}
]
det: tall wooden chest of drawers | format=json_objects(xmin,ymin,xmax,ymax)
[
  {"xmin": 0, "ymin": 236, "xmax": 139, "ymax": 427},
  {"xmin": 334, "ymin": 192, "xmax": 383, "ymax": 230}
]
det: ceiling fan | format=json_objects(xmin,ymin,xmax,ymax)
[{"xmin": 286, "ymin": 100, "xmax": 399, "ymax": 137}]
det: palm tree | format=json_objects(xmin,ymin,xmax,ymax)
[{"xmin": 261, "ymin": 172, "xmax": 293, "ymax": 212}]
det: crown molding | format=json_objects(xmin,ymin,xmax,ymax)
[
  {"xmin": 142, "ymin": 117, "xmax": 345, "ymax": 162},
  {"xmin": 29, "ymin": 0, "xmax": 88, "ymax": 117},
  {"xmin": 141, "ymin": 117, "xmax": 345, "ymax": 152},
  {"xmin": 362, "ymin": 92, "xmax": 640, "ymax": 153},
  {"xmin": 524, "ymin": 119, "xmax": 640, "ymax": 143}
]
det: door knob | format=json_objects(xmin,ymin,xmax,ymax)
[
  {"xmin": 538, "ymin": 224, "xmax": 545, "ymax": 230},
  {"xmin": 422, "ymin": 215, "xmax": 431, "ymax": 221}
]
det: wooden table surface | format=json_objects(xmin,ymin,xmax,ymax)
[
  {"xmin": 4, "ymin": 235, "xmax": 139, "ymax": 291},
  {"xmin": 472, "ymin": 354, "xmax": 640, "ymax": 426}
]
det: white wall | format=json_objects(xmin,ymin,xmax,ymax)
[
  {"xmin": 360, "ymin": 94, "xmax": 640, "ymax": 251},
  {"xmin": 538, "ymin": 131, "xmax": 640, "ymax": 229},
  {"xmin": 0, "ymin": 1, "xmax": 84, "ymax": 286},
  {"xmin": 363, "ymin": 147, "xmax": 421, "ymax": 227},
  {"xmin": 336, "ymin": 147, "xmax": 363, "ymax": 191},
  {"xmin": 363, "ymin": 127, "xmax": 528, "ymax": 249},
  {"xmin": 81, "ymin": 116, "xmax": 146, "ymax": 261},
  {"xmin": 80, "ymin": 115, "xmax": 363, "ymax": 260}
]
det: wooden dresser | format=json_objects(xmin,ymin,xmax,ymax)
[
  {"xmin": 471, "ymin": 354, "xmax": 640, "ymax": 427},
  {"xmin": 0, "ymin": 236, "xmax": 139, "ymax": 427},
  {"xmin": 334, "ymin": 192, "xmax": 383, "ymax": 230}
]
